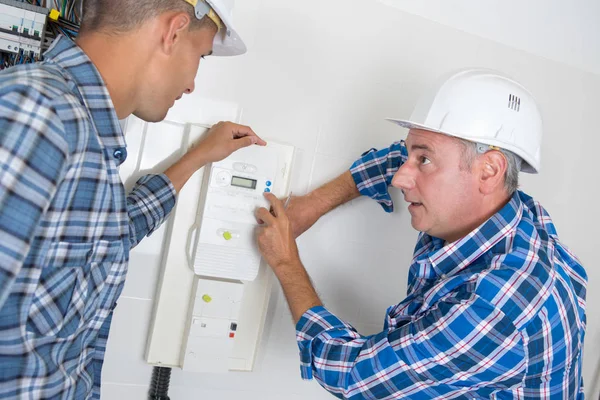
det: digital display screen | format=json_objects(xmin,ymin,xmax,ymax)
[{"xmin": 231, "ymin": 176, "xmax": 257, "ymax": 189}]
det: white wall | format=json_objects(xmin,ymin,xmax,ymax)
[
  {"xmin": 102, "ymin": 0, "xmax": 600, "ymax": 398},
  {"xmin": 376, "ymin": 0, "xmax": 600, "ymax": 76}
]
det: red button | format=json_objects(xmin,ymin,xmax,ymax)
[{"xmin": 229, "ymin": 332, "xmax": 235, "ymax": 338}]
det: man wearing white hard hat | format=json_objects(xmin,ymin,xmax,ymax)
[
  {"xmin": 0, "ymin": 1, "xmax": 263, "ymax": 398},
  {"xmin": 257, "ymin": 69, "xmax": 587, "ymax": 398}
]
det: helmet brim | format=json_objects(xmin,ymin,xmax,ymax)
[{"xmin": 385, "ymin": 118, "xmax": 539, "ymax": 173}]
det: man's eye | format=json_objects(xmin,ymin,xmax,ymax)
[{"xmin": 421, "ymin": 156, "xmax": 431, "ymax": 165}]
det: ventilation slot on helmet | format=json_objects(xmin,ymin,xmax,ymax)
[{"xmin": 508, "ymin": 94, "xmax": 521, "ymax": 112}]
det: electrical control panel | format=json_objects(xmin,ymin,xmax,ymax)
[
  {"xmin": 191, "ymin": 142, "xmax": 295, "ymax": 281},
  {"xmin": 0, "ymin": 0, "xmax": 48, "ymax": 57}
]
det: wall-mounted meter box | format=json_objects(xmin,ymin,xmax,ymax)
[
  {"xmin": 137, "ymin": 115, "xmax": 296, "ymax": 372},
  {"xmin": 190, "ymin": 142, "xmax": 294, "ymax": 281}
]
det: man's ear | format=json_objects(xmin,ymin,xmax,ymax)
[
  {"xmin": 478, "ymin": 150, "xmax": 507, "ymax": 195},
  {"xmin": 160, "ymin": 12, "xmax": 191, "ymax": 55}
]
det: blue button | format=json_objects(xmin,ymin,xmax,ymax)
[
  {"xmin": 112, "ymin": 148, "xmax": 127, "ymax": 165},
  {"xmin": 264, "ymin": 188, "xmax": 271, "ymax": 193},
  {"xmin": 266, "ymin": 181, "xmax": 272, "ymax": 187}
]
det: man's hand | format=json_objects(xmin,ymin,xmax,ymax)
[
  {"xmin": 192, "ymin": 121, "xmax": 267, "ymax": 165},
  {"xmin": 256, "ymin": 193, "xmax": 300, "ymax": 269},
  {"xmin": 164, "ymin": 121, "xmax": 266, "ymax": 193},
  {"xmin": 256, "ymin": 193, "xmax": 322, "ymax": 323}
]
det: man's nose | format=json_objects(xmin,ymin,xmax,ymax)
[
  {"xmin": 391, "ymin": 164, "xmax": 416, "ymax": 191},
  {"xmin": 185, "ymin": 81, "xmax": 195, "ymax": 95}
]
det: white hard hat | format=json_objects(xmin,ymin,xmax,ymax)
[
  {"xmin": 387, "ymin": 69, "xmax": 543, "ymax": 173},
  {"xmin": 183, "ymin": 0, "xmax": 246, "ymax": 56}
]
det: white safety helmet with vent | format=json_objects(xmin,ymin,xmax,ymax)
[
  {"xmin": 183, "ymin": 0, "xmax": 246, "ymax": 56},
  {"xmin": 387, "ymin": 69, "xmax": 543, "ymax": 173}
]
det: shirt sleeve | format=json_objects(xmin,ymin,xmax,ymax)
[
  {"xmin": 296, "ymin": 298, "xmax": 526, "ymax": 399},
  {"xmin": 126, "ymin": 173, "xmax": 177, "ymax": 248},
  {"xmin": 349, "ymin": 141, "xmax": 408, "ymax": 213},
  {"xmin": 0, "ymin": 88, "xmax": 69, "ymax": 309}
]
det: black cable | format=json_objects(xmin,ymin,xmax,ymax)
[
  {"xmin": 148, "ymin": 366, "xmax": 172, "ymax": 400},
  {"xmin": 55, "ymin": 17, "xmax": 80, "ymax": 31}
]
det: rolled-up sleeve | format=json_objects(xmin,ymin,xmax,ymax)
[
  {"xmin": 296, "ymin": 306, "xmax": 362, "ymax": 380},
  {"xmin": 349, "ymin": 141, "xmax": 407, "ymax": 213},
  {"xmin": 126, "ymin": 173, "xmax": 177, "ymax": 248}
]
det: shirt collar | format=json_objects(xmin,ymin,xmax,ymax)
[
  {"xmin": 43, "ymin": 35, "xmax": 126, "ymax": 150},
  {"xmin": 415, "ymin": 191, "xmax": 524, "ymax": 279}
]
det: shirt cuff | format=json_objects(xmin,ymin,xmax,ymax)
[
  {"xmin": 295, "ymin": 306, "xmax": 359, "ymax": 380},
  {"xmin": 349, "ymin": 149, "xmax": 394, "ymax": 213},
  {"xmin": 129, "ymin": 173, "xmax": 177, "ymax": 236}
]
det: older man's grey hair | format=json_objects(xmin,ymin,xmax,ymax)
[{"xmin": 458, "ymin": 139, "xmax": 522, "ymax": 195}]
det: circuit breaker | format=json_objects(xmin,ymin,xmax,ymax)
[
  {"xmin": 180, "ymin": 277, "xmax": 244, "ymax": 373},
  {"xmin": 0, "ymin": 0, "xmax": 48, "ymax": 57}
]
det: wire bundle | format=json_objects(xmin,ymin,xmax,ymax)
[
  {"xmin": 46, "ymin": 0, "xmax": 82, "ymax": 40},
  {"xmin": 0, "ymin": 0, "xmax": 82, "ymax": 69}
]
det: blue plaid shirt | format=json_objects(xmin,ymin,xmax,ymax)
[
  {"xmin": 0, "ymin": 36, "xmax": 177, "ymax": 399},
  {"xmin": 296, "ymin": 142, "xmax": 588, "ymax": 399}
]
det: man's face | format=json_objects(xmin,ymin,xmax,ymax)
[
  {"xmin": 135, "ymin": 25, "xmax": 216, "ymax": 122},
  {"xmin": 391, "ymin": 129, "xmax": 481, "ymax": 242}
]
